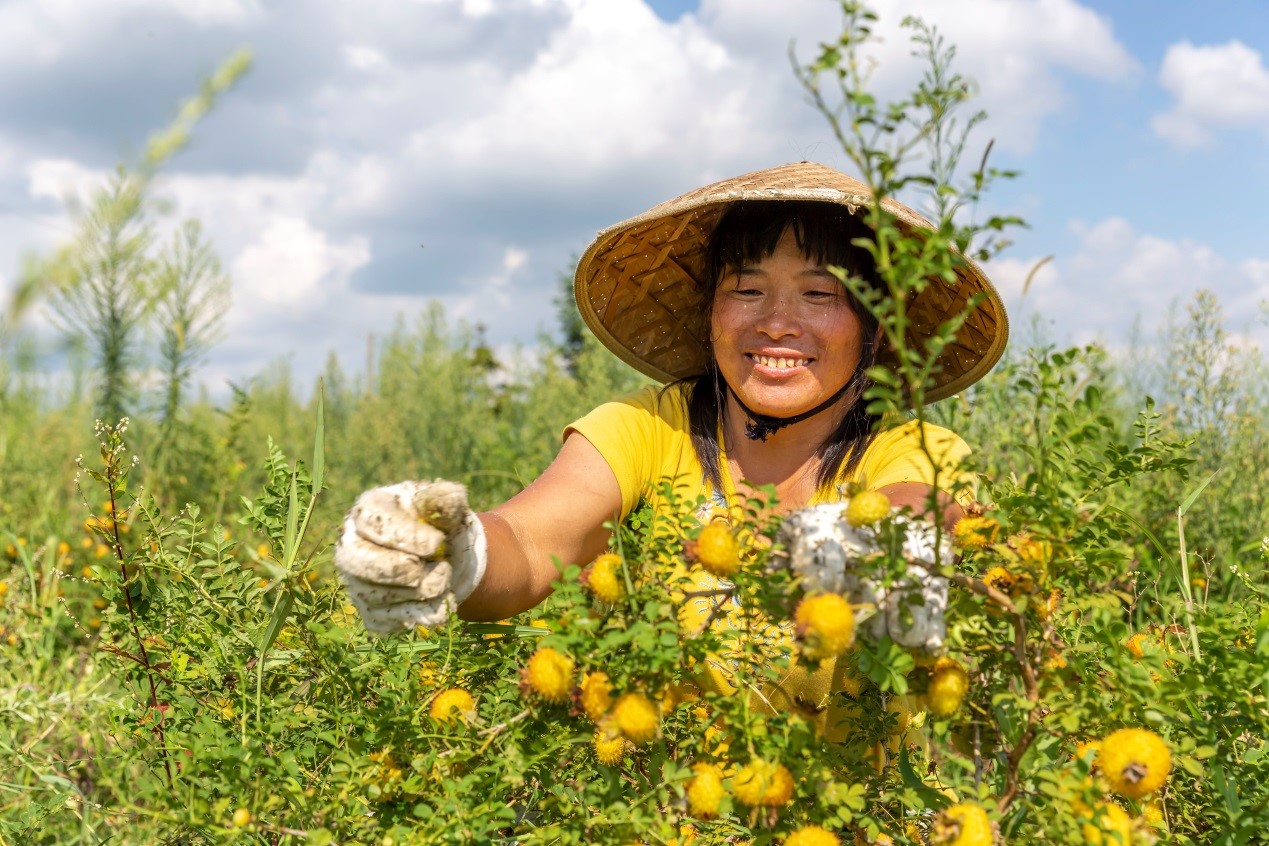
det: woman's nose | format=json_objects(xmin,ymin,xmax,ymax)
[{"xmin": 754, "ymin": 293, "xmax": 802, "ymax": 338}]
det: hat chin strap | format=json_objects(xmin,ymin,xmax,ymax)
[{"xmin": 729, "ymin": 380, "xmax": 854, "ymax": 442}]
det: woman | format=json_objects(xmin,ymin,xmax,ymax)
[{"xmin": 335, "ymin": 161, "xmax": 1007, "ymax": 643}]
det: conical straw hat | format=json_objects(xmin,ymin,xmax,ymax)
[{"xmin": 573, "ymin": 161, "xmax": 1009, "ymax": 403}]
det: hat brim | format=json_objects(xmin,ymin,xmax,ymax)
[{"xmin": 574, "ymin": 162, "xmax": 1009, "ymax": 404}]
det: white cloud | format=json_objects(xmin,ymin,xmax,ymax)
[
  {"xmin": 27, "ymin": 158, "xmax": 104, "ymax": 206},
  {"xmin": 0, "ymin": 0, "xmax": 258, "ymax": 67},
  {"xmin": 230, "ymin": 217, "xmax": 369, "ymax": 310},
  {"xmin": 342, "ymin": 44, "xmax": 390, "ymax": 73},
  {"xmin": 993, "ymin": 217, "xmax": 1268, "ymax": 351},
  {"xmin": 449, "ymin": 245, "xmax": 528, "ymax": 312},
  {"xmin": 1152, "ymin": 40, "xmax": 1269, "ymax": 148},
  {"xmin": 701, "ymin": 0, "xmax": 1138, "ymax": 154}
]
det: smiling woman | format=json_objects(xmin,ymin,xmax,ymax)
[
  {"xmin": 334, "ymin": 159, "xmax": 1008, "ymax": 624},
  {"xmin": 332, "ymin": 159, "xmax": 1008, "ymax": 745}
]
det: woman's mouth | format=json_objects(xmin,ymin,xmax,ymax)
[{"xmin": 747, "ymin": 353, "xmax": 811, "ymax": 370}]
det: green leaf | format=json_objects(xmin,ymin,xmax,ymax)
[
  {"xmin": 1179, "ymin": 469, "xmax": 1220, "ymax": 517},
  {"xmin": 259, "ymin": 590, "xmax": 294, "ymax": 655},
  {"xmin": 312, "ymin": 380, "xmax": 325, "ymax": 492},
  {"xmin": 898, "ymin": 745, "xmax": 952, "ymax": 810}
]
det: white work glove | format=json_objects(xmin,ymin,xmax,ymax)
[
  {"xmin": 776, "ymin": 502, "xmax": 951, "ymax": 651},
  {"xmin": 335, "ymin": 480, "xmax": 488, "ymax": 634}
]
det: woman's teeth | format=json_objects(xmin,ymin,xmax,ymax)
[{"xmin": 751, "ymin": 355, "xmax": 809, "ymax": 369}]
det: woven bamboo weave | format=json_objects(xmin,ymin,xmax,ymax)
[{"xmin": 574, "ymin": 162, "xmax": 1008, "ymax": 403}]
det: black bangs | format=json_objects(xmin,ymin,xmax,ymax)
[{"xmin": 704, "ymin": 200, "xmax": 881, "ymax": 289}]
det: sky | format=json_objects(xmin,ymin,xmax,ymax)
[{"xmin": 2, "ymin": 0, "xmax": 1268, "ymax": 394}]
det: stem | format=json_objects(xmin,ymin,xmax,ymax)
[
  {"xmin": 1175, "ymin": 508, "xmax": 1202, "ymax": 658},
  {"xmin": 107, "ymin": 484, "xmax": 174, "ymax": 789},
  {"xmin": 997, "ymin": 612, "xmax": 1041, "ymax": 813}
]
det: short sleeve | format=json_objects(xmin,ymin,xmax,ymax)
[
  {"xmin": 857, "ymin": 420, "xmax": 975, "ymax": 502},
  {"xmin": 565, "ymin": 387, "xmax": 672, "ymax": 520}
]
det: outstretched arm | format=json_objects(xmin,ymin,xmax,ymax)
[{"xmin": 458, "ymin": 432, "xmax": 624, "ymax": 621}]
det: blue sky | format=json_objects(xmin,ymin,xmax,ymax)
[{"xmin": 1, "ymin": 0, "xmax": 1266, "ymax": 391}]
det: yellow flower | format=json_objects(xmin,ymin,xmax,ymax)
[
  {"xmin": 429, "ymin": 688, "xmax": 476, "ymax": 723},
  {"xmin": 1098, "ymin": 728, "xmax": 1171, "ymax": 799},
  {"xmin": 781, "ymin": 826, "xmax": 842, "ymax": 846},
  {"xmin": 586, "ymin": 553, "xmax": 626, "ymax": 604},
  {"xmin": 927, "ymin": 658, "xmax": 970, "ymax": 718},
  {"xmin": 612, "ymin": 692, "xmax": 660, "ymax": 744},
  {"xmin": 954, "ymin": 516, "xmax": 1000, "ymax": 551},
  {"xmin": 593, "ymin": 726, "xmax": 626, "ymax": 765},
  {"xmin": 845, "ymin": 490, "xmax": 891, "ymax": 527},
  {"xmin": 1012, "ymin": 532, "xmax": 1052, "ymax": 567},
  {"xmin": 1124, "ymin": 633, "xmax": 1146, "ymax": 660},
  {"xmin": 522, "ymin": 646, "xmax": 575, "ymax": 703},
  {"xmin": 685, "ymin": 762, "xmax": 726, "ymax": 819},
  {"xmin": 231, "ymin": 808, "xmax": 252, "ymax": 828},
  {"xmin": 982, "ymin": 566, "xmax": 1014, "ymax": 595},
  {"xmin": 695, "ymin": 523, "xmax": 741, "ymax": 577},
  {"xmin": 794, "ymin": 593, "xmax": 856, "ymax": 660},
  {"xmin": 1079, "ymin": 801, "xmax": 1133, "ymax": 845},
  {"xmin": 785, "ymin": 825, "xmax": 841, "ymax": 846},
  {"xmin": 580, "ymin": 671, "xmax": 615, "ymax": 722},
  {"xmin": 930, "ymin": 803, "xmax": 994, "ymax": 846},
  {"xmin": 733, "ymin": 758, "xmax": 794, "ymax": 807}
]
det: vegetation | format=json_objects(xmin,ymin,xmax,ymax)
[{"xmin": 2, "ymin": 4, "xmax": 1267, "ymax": 844}]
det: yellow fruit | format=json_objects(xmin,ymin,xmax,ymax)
[
  {"xmin": 586, "ymin": 553, "xmax": 626, "ymax": 604},
  {"xmin": 580, "ymin": 671, "xmax": 615, "ymax": 721},
  {"xmin": 696, "ymin": 523, "xmax": 741, "ymax": 577},
  {"xmin": 1080, "ymin": 801, "xmax": 1133, "ymax": 845},
  {"xmin": 733, "ymin": 758, "xmax": 795, "ymax": 807},
  {"xmin": 930, "ymin": 803, "xmax": 993, "ymax": 846},
  {"xmin": 786, "ymin": 826, "xmax": 840, "ymax": 846},
  {"xmin": 1098, "ymin": 728, "xmax": 1171, "ymax": 799},
  {"xmin": 612, "ymin": 692, "xmax": 660, "ymax": 743},
  {"xmin": 982, "ymin": 566, "xmax": 1014, "ymax": 594},
  {"xmin": 845, "ymin": 490, "xmax": 891, "ymax": 527},
  {"xmin": 429, "ymin": 688, "xmax": 476, "ymax": 723},
  {"xmin": 1074, "ymin": 739, "xmax": 1102, "ymax": 763},
  {"xmin": 794, "ymin": 593, "xmax": 856, "ymax": 660},
  {"xmin": 927, "ymin": 658, "xmax": 970, "ymax": 717},
  {"xmin": 954, "ymin": 516, "xmax": 1000, "ymax": 551},
  {"xmin": 594, "ymin": 726, "xmax": 626, "ymax": 765},
  {"xmin": 231, "ymin": 808, "xmax": 252, "ymax": 827},
  {"xmin": 1124, "ymin": 633, "xmax": 1146, "ymax": 660},
  {"xmin": 1012, "ymin": 532, "xmax": 1052, "ymax": 566},
  {"xmin": 685, "ymin": 762, "xmax": 726, "ymax": 818},
  {"xmin": 523, "ymin": 647, "xmax": 575, "ymax": 703}
]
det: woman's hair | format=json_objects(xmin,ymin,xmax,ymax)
[{"xmin": 683, "ymin": 199, "xmax": 884, "ymax": 495}]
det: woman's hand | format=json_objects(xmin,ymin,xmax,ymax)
[
  {"xmin": 335, "ymin": 480, "xmax": 487, "ymax": 634},
  {"xmin": 776, "ymin": 498, "xmax": 952, "ymax": 651}
]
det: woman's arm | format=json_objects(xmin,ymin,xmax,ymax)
[{"xmin": 458, "ymin": 432, "xmax": 624, "ymax": 621}]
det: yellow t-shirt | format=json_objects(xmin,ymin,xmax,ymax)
[{"xmin": 564, "ymin": 383, "xmax": 972, "ymax": 740}]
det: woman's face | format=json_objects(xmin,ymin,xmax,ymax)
[{"xmin": 710, "ymin": 227, "xmax": 865, "ymax": 420}]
